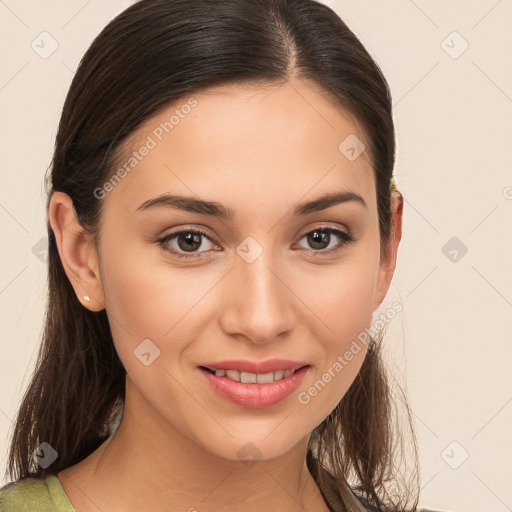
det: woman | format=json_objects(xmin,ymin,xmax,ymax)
[{"xmin": 1, "ymin": 0, "xmax": 445, "ymax": 510}]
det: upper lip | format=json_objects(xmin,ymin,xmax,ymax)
[{"xmin": 201, "ymin": 359, "xmax": 309, "ymax": 374}]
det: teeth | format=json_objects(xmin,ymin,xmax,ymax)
[
  {"xmin": 256, "ymin": 372, "xmax": 275, "ymax": 384},
  {"xmin": 226, "ymin": 370, "xmax": 240, "ymax": 381},
  {"xmin": 241, "ymin": 372, "xmax": 257, "ymax": 383},
  {"xmin": 211, "ymin": 368, "xmax": 299, "ymax": 383}
]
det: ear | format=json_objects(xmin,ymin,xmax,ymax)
[
  {"xmin": 373, "ymin": 190, "xmax": 403, "ymax": 310},
  {"xmin": 48, "ymin": 191, "xmax": 105, "ymax": 311}
]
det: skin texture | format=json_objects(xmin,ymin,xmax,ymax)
[{"xmin": 49, "ymin": 78, "xmax": 403, "ymax": 512}]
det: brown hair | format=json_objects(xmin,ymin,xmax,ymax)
[{"xmin": 5, "ymin": 0, "xmax": 419, "ymax": 509}]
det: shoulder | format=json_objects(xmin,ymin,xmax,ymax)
[
  {"xmin": 0, "ymin": 475, "xmax": 76, "ymax": 512},
  {"xmin": 316, "ymin": 469, "xmax": 451, "ymax": 512}
]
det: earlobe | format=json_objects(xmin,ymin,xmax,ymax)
[
  {"xmin": 48, "ymin": 191, "xmax": 105, "ymax": 312},
  {"xmin": 373, "ymin": 190, "xmax": 404, "ymax": 310}
]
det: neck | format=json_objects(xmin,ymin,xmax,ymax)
[{"xmin": 58, "ymin": 380, "xmax": 331, "ymax": 512}]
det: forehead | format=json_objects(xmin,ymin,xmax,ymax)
[{"xmin": 105, "ymin": 79, "xmax": 375, "ymax": 214}]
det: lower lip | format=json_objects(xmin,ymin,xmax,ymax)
[{"xmin": 199, "ymin": 366, "xmax": 310, "ymax": 408}]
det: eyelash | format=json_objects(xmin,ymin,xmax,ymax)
[{"xmin": 156, "ymin": 226, "xmax": 356, "ymax": 260}]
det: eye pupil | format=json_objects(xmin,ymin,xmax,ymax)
[
  {"xmin": 308, "ymin": 230, "xmax": 330, "ymax": 250},
  {"xmin": 178, "ymin": 232, "xmax": 202, "ymax": 252}
]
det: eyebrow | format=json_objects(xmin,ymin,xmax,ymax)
[{"xmin": 136, "ymin": 190, "xmax": 367, "ymax": 219}]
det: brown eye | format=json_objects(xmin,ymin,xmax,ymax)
[
  {"xmin": 306, "ymin": 230, "xmax": 331, "ymax": 250},
  {"xmin": 297, "ymin": 227, "xmax": 355, "ymax": 254},
  {"xmin": 158, "ymin": 229, "xmax": 217, "ymax": 259},
  {"xmin": 176, "ymin": 232, "xmax": 203, "ymax": 252}
]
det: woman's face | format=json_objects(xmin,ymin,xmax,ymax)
[{"xmin": 77, "ymin": 79, "xmax": 401, "ymax": 461}]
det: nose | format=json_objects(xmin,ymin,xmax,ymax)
[{"xmin": 218, "ymin": 247, "xmax": 295, "ymax": 346}]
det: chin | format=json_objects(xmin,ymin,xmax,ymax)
[{"xmin": 194, "ymin": 425, "xmax": 308, "ymax": 464}]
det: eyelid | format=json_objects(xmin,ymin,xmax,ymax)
[
  {"xmin": 294, "ymin": 225, "xmax": 355, "ymax": 253},
  {"xmin": 157, "ymin": 223, "xmax": 355, "ymax": 259},
  {"xmin": 156, "ymin": 227, "xmax": 219, "ymax": 259},
  {"xmin": 296, "ymin": 223, "xmax": 350, "ymax": 240}
]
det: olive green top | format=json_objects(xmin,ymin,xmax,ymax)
[
  {"xmin": 0, "ymin": 474, "xmax": 448, "ymax": 512},
  {"xmin": 0, "ymin": 475, "xmax": 75, "ymax": 512}
]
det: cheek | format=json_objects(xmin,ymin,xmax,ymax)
[
  {"xmin": 297, "ymin": 287, "xmax": 373, "ymax": 425},
  {"xmin": 99, "ymin": 243, "xmax": 223, "ymax": 361},
  {"xmin": 296, "ymin": 247, "xmax": 379, "ymax": 413},
  {"xmin": 315, "ymin": 282, "xmax": 373, "ymax": 371},
  {"xmin": 301, "ymin": 250, "xmax": 380, "ymax": 344}
]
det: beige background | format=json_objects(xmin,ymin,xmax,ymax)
[{"xmin": 0, "ymin": 1, "xmax": 511, "ymax": 511}]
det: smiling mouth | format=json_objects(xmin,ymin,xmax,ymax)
[{"xmin": 199, "ymin": 365, "xmax": 309, "ymax": 384}]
